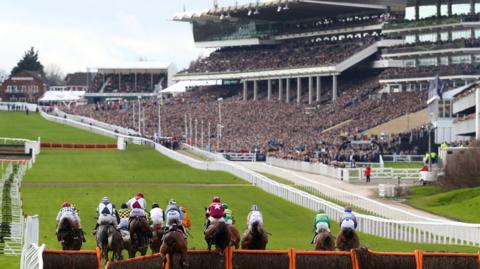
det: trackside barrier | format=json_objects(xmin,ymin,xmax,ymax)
[
  {"xmin": 38, "ymin": 110, "xmax": 480, "ymax": 247},
  {"xmin": 40, "ymin": 248, "xmax": 102, "ymax": 269},
  {"xmin": 20, "ymin": 243, "xmax": 45, "ymax": 269},
  {"xmin": 40, "ymin": 143, "xmax": 117, "ymax": 150},
  {"xmin": 101, "ymin": 248, "xmax": 480, "ymax": 269},
  {"xmin": 181, "ymin": 143, "xmax": 225, "ymax": 161}
]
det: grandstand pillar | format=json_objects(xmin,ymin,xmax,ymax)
[
  {"xmin": 243, "ymin": 81, "xmax": 248, "ymax": 101},
  {"xmin": 297, "ymin": 77, "xmax": 301, "ymax": 104},
  {"xmin": 414, "ymin": 0, "xmax": 420, "ymax": 20},
  {"xmin": 316, "ymin": 76, "xmax": 321, "ymax": 102},
  {"xmin": 332, "ymin": 75, "xmax": 338, "ymax": 101},
  {"xmin": 447, "ymin": 0, "xmax": 453, "ymax": 16},
  {"xmin": 253, "ymin": 80, "xmax": 258, "ymax": 101},
  {"xmin": 267, "ymin": 79, "xmax": 272, "ymax": 101},
  {"xmin": 308, "ymin": 77, "xmax": 313, "ymax": 105},
  {"xmin": 278, "ymin": 79, "xmax": 283, "ymax": 101},
  {"xmin": 135, "ymin": 73, "xmax": 137, "ymax": 92},
  {"xmin": 118, "ymin": 73, "xmax": 121, "ymax": 91},
  {"xmin": 470, "ymin": 0, "xmax": 475, "ymax": 15},
  {"xmin": 286, "ymin": 78, "xmax": 290, "ymax": 103},
  {"xmin": 436, "ymin": 0, "xmax": 441, "ymax": 17}
]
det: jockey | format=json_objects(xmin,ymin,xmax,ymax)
[
  {"xmin": 246, "ymin": 204, "xmax": 263, "ymax": 231},
  {"xmin": 311, "ymin": 208, "xmax": 331, "ymax": 244},
  {"xmin": 164, "ymin": 199, "xmax": 186, "ymax": 238},
  {"xmin": 117, "ymin": 203, "xmax": 131, "ymax": 232},
  {"xmin": 93, "ymin": 197, "xmax": 119, "ymax": 235},
  {"xmin": 150, "ymin": 203, "xmax": 164, "ymax": 229},
  {"xmin": 128, "ymin": 192, "xmax": 147, "ymax": 219},
  {"xmin": 180, "ymin": 206, "xmax": 191, "ymax": 229},
  {"xmin": 205, "ymin": 196, "xmax": 225, "ymax": 232},
  {"xmin": 223, "ymin": 203, "xmax": 235, "ymax": 225},
  {"xmin": 340, "ymin": 207, "xmax": 357, "ymax": 230},
  {"xmin": 56, "ymin": 202, "xmax": 85, "ymax": 242}
]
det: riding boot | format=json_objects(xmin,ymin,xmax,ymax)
[
  {"xmin": 80, "ymin": 229, "xmax": 86, "ymax": 242},
  {"xmin": 204, "ymin": 220, "xmax": 210, "ymax": 234},
  {"xmin": 180, "ymin": 225, "xmax": 187, "ymax": 239},
  {"xmin": 92, "ymin": 223, "xmax": 99, "ymax": 235},
  {"xmin": 310, "ymin": 233, "xmax": 317, "ymax": 244}
]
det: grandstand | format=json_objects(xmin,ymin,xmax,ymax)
[
  {"xmin": 83, "ymin": 62, "xmax": 177, "ymax": 103},
  {"xmin": 173, "ymin": 0, "xmax": 404, "ymax": 103}
]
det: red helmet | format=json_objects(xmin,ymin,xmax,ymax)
[
  {"xmin": 63, "ymin": 202, "xmax": 71, "ymax": 207},
  {"xmin": 212, "ymin": 196, "xmax": 221, "ymax": 203},
  {"xmin": 136, "ymin": 192, "xmax": 144, "ymax": 198}
]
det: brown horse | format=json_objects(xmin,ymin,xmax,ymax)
[
  {"xmin": 227, "ymin": 225, "xmax": 241, "ymax": 249},
  {"xmin": 57, "ymin": 218, "xmax": 82, "ymax": 250},
  {"xmin": 150, "ymin": 224, "xmax": 164, "ymax": 254},
  {"xmin": 241, "ymin": 221, "xmax": 268, "ymax": 250},
  {"xmin": 96, "ymin": 223, "xmax": 124, "ymax": 262},
  {"xmin": 205, "ymin": 221, "xmax": 230, "ymax": 254},
  {"xmin": 314, "ymin": 229, "xmax": 335, "ymax": 251},
  {"xmin": 336, "ymin": 228, "xmax": 360, "ymax": 251},
  {"xmin": 128, "ymin": 216, "xmax": 151, "ymax": 258},
  {"xmin": 160, "ymin": 225, "xmax": 188, "ymax": 269}
]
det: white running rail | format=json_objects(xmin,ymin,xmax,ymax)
[
  {"xmin": 20, "ymin": 243, "xmax": 44, "ymax": 269},
  {"xmin": 38, "ymin": 110, "xmax": 480, "ymax": 247}
]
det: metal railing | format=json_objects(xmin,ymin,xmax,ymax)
[{"xmin": 39, "ymin": 111, "xmax": 480, "ymax": 247}]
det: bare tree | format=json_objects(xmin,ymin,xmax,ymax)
[
  {"xmin": 45, "ymin": 63, "xmax": 65, "ymax": 86},
  {"xmin": 0, "ymin": 68, "xmax": 6, "ymax": 83}
]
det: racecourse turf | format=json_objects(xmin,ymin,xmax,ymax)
[
  {"xmin": 407, "ymin": 185, "xmax": 480, "ymax": 223},
  {"xmin": 1, "ymin": 111, "xmax": 479, "ymax": 267}
]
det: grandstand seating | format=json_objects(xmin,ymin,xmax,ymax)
[
  {"xmin": 64, "ymin": 72, "xmax": 428, "ymax": 163},
  {"xmin": 379, "ymin": 64, "xmax": 480, "ymax": 79},
  {"xmin": 182, "ymin": 37, "xmax": 377, "ymax": 74}
]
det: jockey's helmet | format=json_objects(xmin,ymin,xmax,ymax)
[
  {"xmin": 62, "ymin": 202, "xmax": 71, "ymax": 207},
  {"xmin": 136, "ymin": 192, "xmax": 144, "ymax": 198},
  {"xmin": 169, "ymin": 198, "xmax": 176, "ymax": 205},
  {"xmin": 102, "ymin": 196, "xmax": 109, "ymax": 203},
  {"xmin": 318, "ymin": 208, "xmax": 325, "ymax": 214},
  {"xmin": 344, "ymin": 207, "xmax": 352, "ymax": 213},
  {"xmin": 212, "ymin": 196, "xmax": 221, "ymax": 203},
  {"xmin": 121, "ymin": 203, "xmax": 128, "ymax": 209},
  {"xmin": 222, "ymin": 203, "xmax": 229, "ymax": 209},
  {"xmin": 152, "ymin": 203, "xmax": 159, "ymax": 209},
  {"xmin": 250, "ymin": 204, "xmax": 258, "ymax": 211}
]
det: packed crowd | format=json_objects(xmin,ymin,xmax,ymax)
[
  {"xmin": 383, "ymin": 38, "xmax": 480, "ymax": 54},
  {"xmin": 89, "ymin": 73, "xmax": 166, "ymax": 93},
  {"xmin": 454, "ymin": 85, "xmax": 478, "ymax": 101},
  {"xmin": 379, "ymin": 64, "xmax": 480, "ymax": 79},
  {"xmin": 182, "ymin": 37, "xmax": 376, "ymax": 74},
  {"xmin": 64, "ymin": 73, "xmax": 428, "ymax": 163}
]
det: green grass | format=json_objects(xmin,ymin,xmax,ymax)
[
  {"xmin": 0, "ymin": 111, "xmax": 113, "ymax": 143},
  {"xmin": 260, "ymin": 173, "xmax": 295, "ymax": 186},
  {"xmin": 2, "ymin": 111, "xmax": 479, "ymax": 268},
  {"xmin": 407, "ymin": 185, "xmax": 480, "ymax": 223},
  {"xmin": 24, "ymin": 146, "xmax": 240, "ymax": 183},
  {"xmin": 384, "ymin": 162, "xmax": 424, "ymax": 169},
  {"xmin": 22, "ymin": 185, "xmax": 479, "ymax": 253},
  {"xmin": 0, "ymin": 255, "xmax": 20, "ymax": 268}
]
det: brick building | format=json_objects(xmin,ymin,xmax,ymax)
[{"xmin": 0, "ymin": 71, "xmax": 48, "ymax": 102}]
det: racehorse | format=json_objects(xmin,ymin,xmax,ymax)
[
  {"xmin": 57, "ymin": 218, "xmax": 82, "ymax": 250},
  {"xmin": 160, "ymin": 225, "xmax": 188, "ymax": 269},
  {"xmin": 150, "ymin": 224, "xmax": 164, "ymax": 254},
  {"xmin": 227, "ymin": 225, "xmax": 241, "ymax": 249},
  {"xmin": 314, "ymin": 229, "xmax": 335, "ymax": 251},
  {"xmin": 205, "ymin": 221, "xmax": 230, "ymax": 255},
  {"xmin": 128, "ymin": 217, "xmax": 151, "ymax": 258},
  {"xmin": 241, "ymin": 221, "xmax": 268, "ymax": 250},
  {"xmin": 96, "ymin": 223, "xmax": 124, "ymax": 262},
  {"xmin": 336, "ymin": 228, "xmax": 360, "ymax": 251}
]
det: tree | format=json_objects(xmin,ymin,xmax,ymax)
[
  {"xmin": 10, "ymin": 47, "xmax": 45, "ymax": 76},
  {"xmin": 45, "ymin": 64, "xmax": 65, "ymax": 86}
]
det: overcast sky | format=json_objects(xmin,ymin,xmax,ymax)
[{"xmin": 0, "ymin": 0, "xmax": 257, "ymax": 75}]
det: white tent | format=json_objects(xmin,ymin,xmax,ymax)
[
  {"xmin": 161, "ymin": 80, "xmax": 221, "ymax": 95},
  {"xmin": 39, "ymin": 90, "xmax": 86, "ymax": 102}
]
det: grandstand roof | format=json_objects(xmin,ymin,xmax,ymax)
[
  {"xmin": 89, "ymin": 62, "xmax": 172, "ymax": 74},
  {"xmin": 173, "ymin": 0, "xmax": 404, "ymax": 22}
]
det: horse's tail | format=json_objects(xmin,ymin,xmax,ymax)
[
  {"xmin": 213, "ymin": 222, "xmax": 229, "ymax": 249},
  {"xmin": 322, "ymin": 233, "xmax": 332, "ymax": 246},
  {"xmin": 342, "ymin": 228, "xmax": 355, "ymax": 240},
  {"xmin": 58, "ymin": 218, "xmax": 73, "ymax": 238},
  {"xmin": 251, "ymin": 221, "xmax": 263, "ymax": 239}
]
